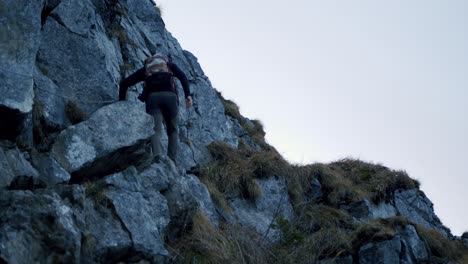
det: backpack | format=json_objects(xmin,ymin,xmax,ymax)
[{"xmin": 139, "ymin": 55, "xmax": 178, "ymax": 102}]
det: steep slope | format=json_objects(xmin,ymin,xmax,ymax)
[{"xmin": 0, "ymin": 0, "xmax": 466, "ymax": 263}]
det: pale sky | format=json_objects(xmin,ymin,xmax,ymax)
[{"xmin": 156, "ymin": 0, "xmax": 468, "ymax": 236}]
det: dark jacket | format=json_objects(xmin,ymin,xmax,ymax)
[{"xmin": 119, "ymin": 62, "xmax": 191, "ymax": 101}]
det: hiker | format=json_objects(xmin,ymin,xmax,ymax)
[{"xmin": 119, "ymin": 53, "xmax": 192, "ymax": 163}]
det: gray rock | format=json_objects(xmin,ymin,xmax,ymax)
[
  {"xmin": 343, "ymin": 199, "xmax": 396, "ymax": 221},
  {"xmin": 105, "ymin": 189, "xmax": 169, "ymax": 260},
  {"xmin": 33, "ymin": 67, "xmax": 69, "ymax": 130},
  {"xmin": 37, "ymin": 0, "xmax": 121, "ymax": 116},
  {"xmin": 0, "ymin": 190, "xmax": 81, "ymax": 263},
  {"xmin": 31, "ymin": 151, "xmax": 71, "ymax": 186},
  {"xmin": 164, "ymin": 173, "xmax": 219, "ymax": 240},
  {"xmin": 398, "ymin": 225, "xmax": 429, "ymax": 263},
  {"xmin": 307, "ymin": 177, "xmax": 323, "ymax": 201},
  {"xmin": 230, "ymin": 176, "xmax": 294, "ymax": 242},
  {"xmin": 0, "ymin": 0, "xmax": 43, "ymax": 140},
  {"xmin": 394, "ymin": 189, "xmax": 451, "ymax": 237},
  {"xmin": 54, "ymin": 184, "xmax": 133, "ymax": 263},
  {"xmin": 51, "ymin": 101, "xmax": 154, "ymax": 180},
  {"xmin": 359, "ymin": 237, "xmax": 401, "ymax": 264},
  {"xmin": 0, "ymin": 143, "xmax": 39, "ymax": 189},
  {"xmin": 101, "ymin": 166, "xmax": 171, "ymax": 261}
]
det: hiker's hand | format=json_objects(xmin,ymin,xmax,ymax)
[{"xmin": 186, "ymin": 96, "xmax": 193, "ymax": 108}]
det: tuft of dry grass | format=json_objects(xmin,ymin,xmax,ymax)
[
  {"xmin": 202, "ymin": 142, "xmax": 290, "ymax": 204},
  {"xmin": 329, "ymin": 158, "xmax": 420, "ymax": 203},
  {"xmin": 416, "ymin": 225, "xmax": 466, "ymax": 263},
  {"xmin": 65, "ymin": 101, "xmax": 89, "ymax": 125},
  {"xmin": 169, "ymin": 211, "xmax": 270, "ymax": 264}
]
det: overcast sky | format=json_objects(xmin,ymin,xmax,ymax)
[{"xmin": 156, "ymin": 0, "xmax": 468, "ymax": 235}]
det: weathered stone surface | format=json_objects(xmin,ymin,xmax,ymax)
[
  {"xmin": 33, "ymin": 67, "xmax": 69, "ymax": 130},
  {"xmin": 101, "ymin": 166, "xmax": 171, "ymax": 261},
  {"xmin": 0, "ymin": 143, "xmax": 39, "ymax": 189},
  {"xmin": 343, "ymin": 199, "xmax": 396, "ymax": 221},
  {"xmin": 0, "ymin": 0, "xmax": 43, "ymax": 140},
  {"xmin": 164, "ymin": 173, "xmax": 219, "ymax": 239},
  {"xmin": 0, "ymin": 190, "xmax": 81, "ymax": 263},
  {"xmin": 398, "ymin": 225, "xmax": 429, "ymax": 263},
  {"xmin": 51, "ymin": 101, "xmax": 154, "ymax": 179},
  {"xmin": 394, "ymin": 189, "xmax": 451, "ymax": 237},
  {"xmin": 230, "ymin": 176, "xmax": 294, "ymax": 242},
  {"xmin": 37, "ymin": 0, "xmax": 121, "ymax": 115},
  {"xmin": 30, "ymin": 150, "xmax": 70, "ymax": 186},
  {"xmin": 359, "ymin": 238, "xmax": 401, "ymax": 264},
  {"xmin": 54, "ymin": 184, "xmax": 133, "ymax": 263}
]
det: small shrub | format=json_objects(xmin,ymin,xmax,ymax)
[{"xmin": 65, "ymin": 101, "xmax": 89, "ymax": 125}]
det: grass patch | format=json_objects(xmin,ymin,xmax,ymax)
[
  {"xmin": 169, "ymin": 211, "xmax": 270, "ymax": 264},
  {"xmin": 65, "ymin": 101, "xmax": 89, "ymax": 125},
  {"xmin": 201, "ymin": 142, "xmax": 290, "ymax": 204},
  {"xmin": 416, "ymin": 225, "xmax": 467, "ymax": 263},
  {"xmin": 328, "ymin": 159, "xmax": 420, "ymax": 203}
]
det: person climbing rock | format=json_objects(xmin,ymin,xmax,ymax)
[{"xmin": 119, "ymin": 53, "xmax": 192, "ymax": 164}]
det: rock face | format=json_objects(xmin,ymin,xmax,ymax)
[
  {"xmin": 0, "ymin": 0, "xmax": 43, "ymax": 140},
  {"xmin": 358, "ymin": 225, "xmax": 428, "ymax": 264},
  {"xmin": 51, "ymin": 101, "xmax": 154, "ymax": 179},
  {"xmin": 394, "ymin": 189, "xmax": 451, "ymax": 237},
  {"xmin": 230, "ymin": 177, "xmax": 294, "ymax": 242},
  {"xmin": 0, "ymin": 142, "xmax": 39, "ymax": 189},
  {"xmin": 0, "ymin": 0, "xmax": 464, "ymax": 263}
]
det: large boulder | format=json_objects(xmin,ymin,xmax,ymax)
[
  {"xmin": 0, "ymin": 0, "xmax": 43, "ymax": 140},
  {"xmin": 102, "ymin": 167, "xmax": 171, "ymax": 262},
  {"xmin": 163, "ymin": 171, "xmax": 220, "ymax": 240},
  {"xmin": 50, "ymin": 101, "xmax": 154, "ymax": 180},
  {"xmin": 230, "ymin": 176, "xmax": 294, "ymax": 242},
  {"xmin": 0, "ymin": 142, "xmax": 39, "ymax": 189},
  {"xmin": 394, "ymin": 189, "xmax": 451, "ymax": 237},
  {"xmin": 54, "ymin": 184, "xmax": 133, "ymax": 263}
]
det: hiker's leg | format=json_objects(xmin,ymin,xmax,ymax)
[
  {"xmin": 159, "ymin": 93, "xmax": 179, "ymax": 162},
  {"xmin": 166, "ymin": 114, "xmax": 179, "ymax": 162},
  {"xmin": 151, "ymin": 111, "xmax": 164, "ymax": 157},
  {"xmin": 146, "ymin": 94, "xmax": 164, "ymax": 157}
]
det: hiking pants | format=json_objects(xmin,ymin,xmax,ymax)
[{"xmin": 145, "ymin": 92, "xmax": 179, "ymax": 162}]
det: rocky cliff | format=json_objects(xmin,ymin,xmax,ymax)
[{"xmin": 0, "ymin": 0, "xmax": 467, "ymax": 263}]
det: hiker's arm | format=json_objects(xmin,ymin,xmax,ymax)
[
  {"xmin": 119, "ymin": 67, "xmax": 145, "ymax": 101},
  {"xmin": 170, "ymin": 63, "xmax": 192, "ymax": 98}
]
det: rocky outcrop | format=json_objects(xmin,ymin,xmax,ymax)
[
  {"xmin": 0, "ymin": 141, "xmax": 39, "ymax": 189},
  {"xmin": 0, "ymin": 0, "xmax": 43, "ymax": 140},
  {"xmin": 394, "ymin": 189, "xmax": 451, "ymax": 237},
  {"xmin": 230, "ymin": 177, "xmax": 294, "ymax": 242},
  {"xmin": 358, "ymin": 225, "xmax": 428, "ymax": 264},
  {"xmin": 164, "ymin": 172, "xmax": 220, "ymax": 239},
  {"xmin": 50, "ymin": 101, "xmax": 154, "ymax": 180}
]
